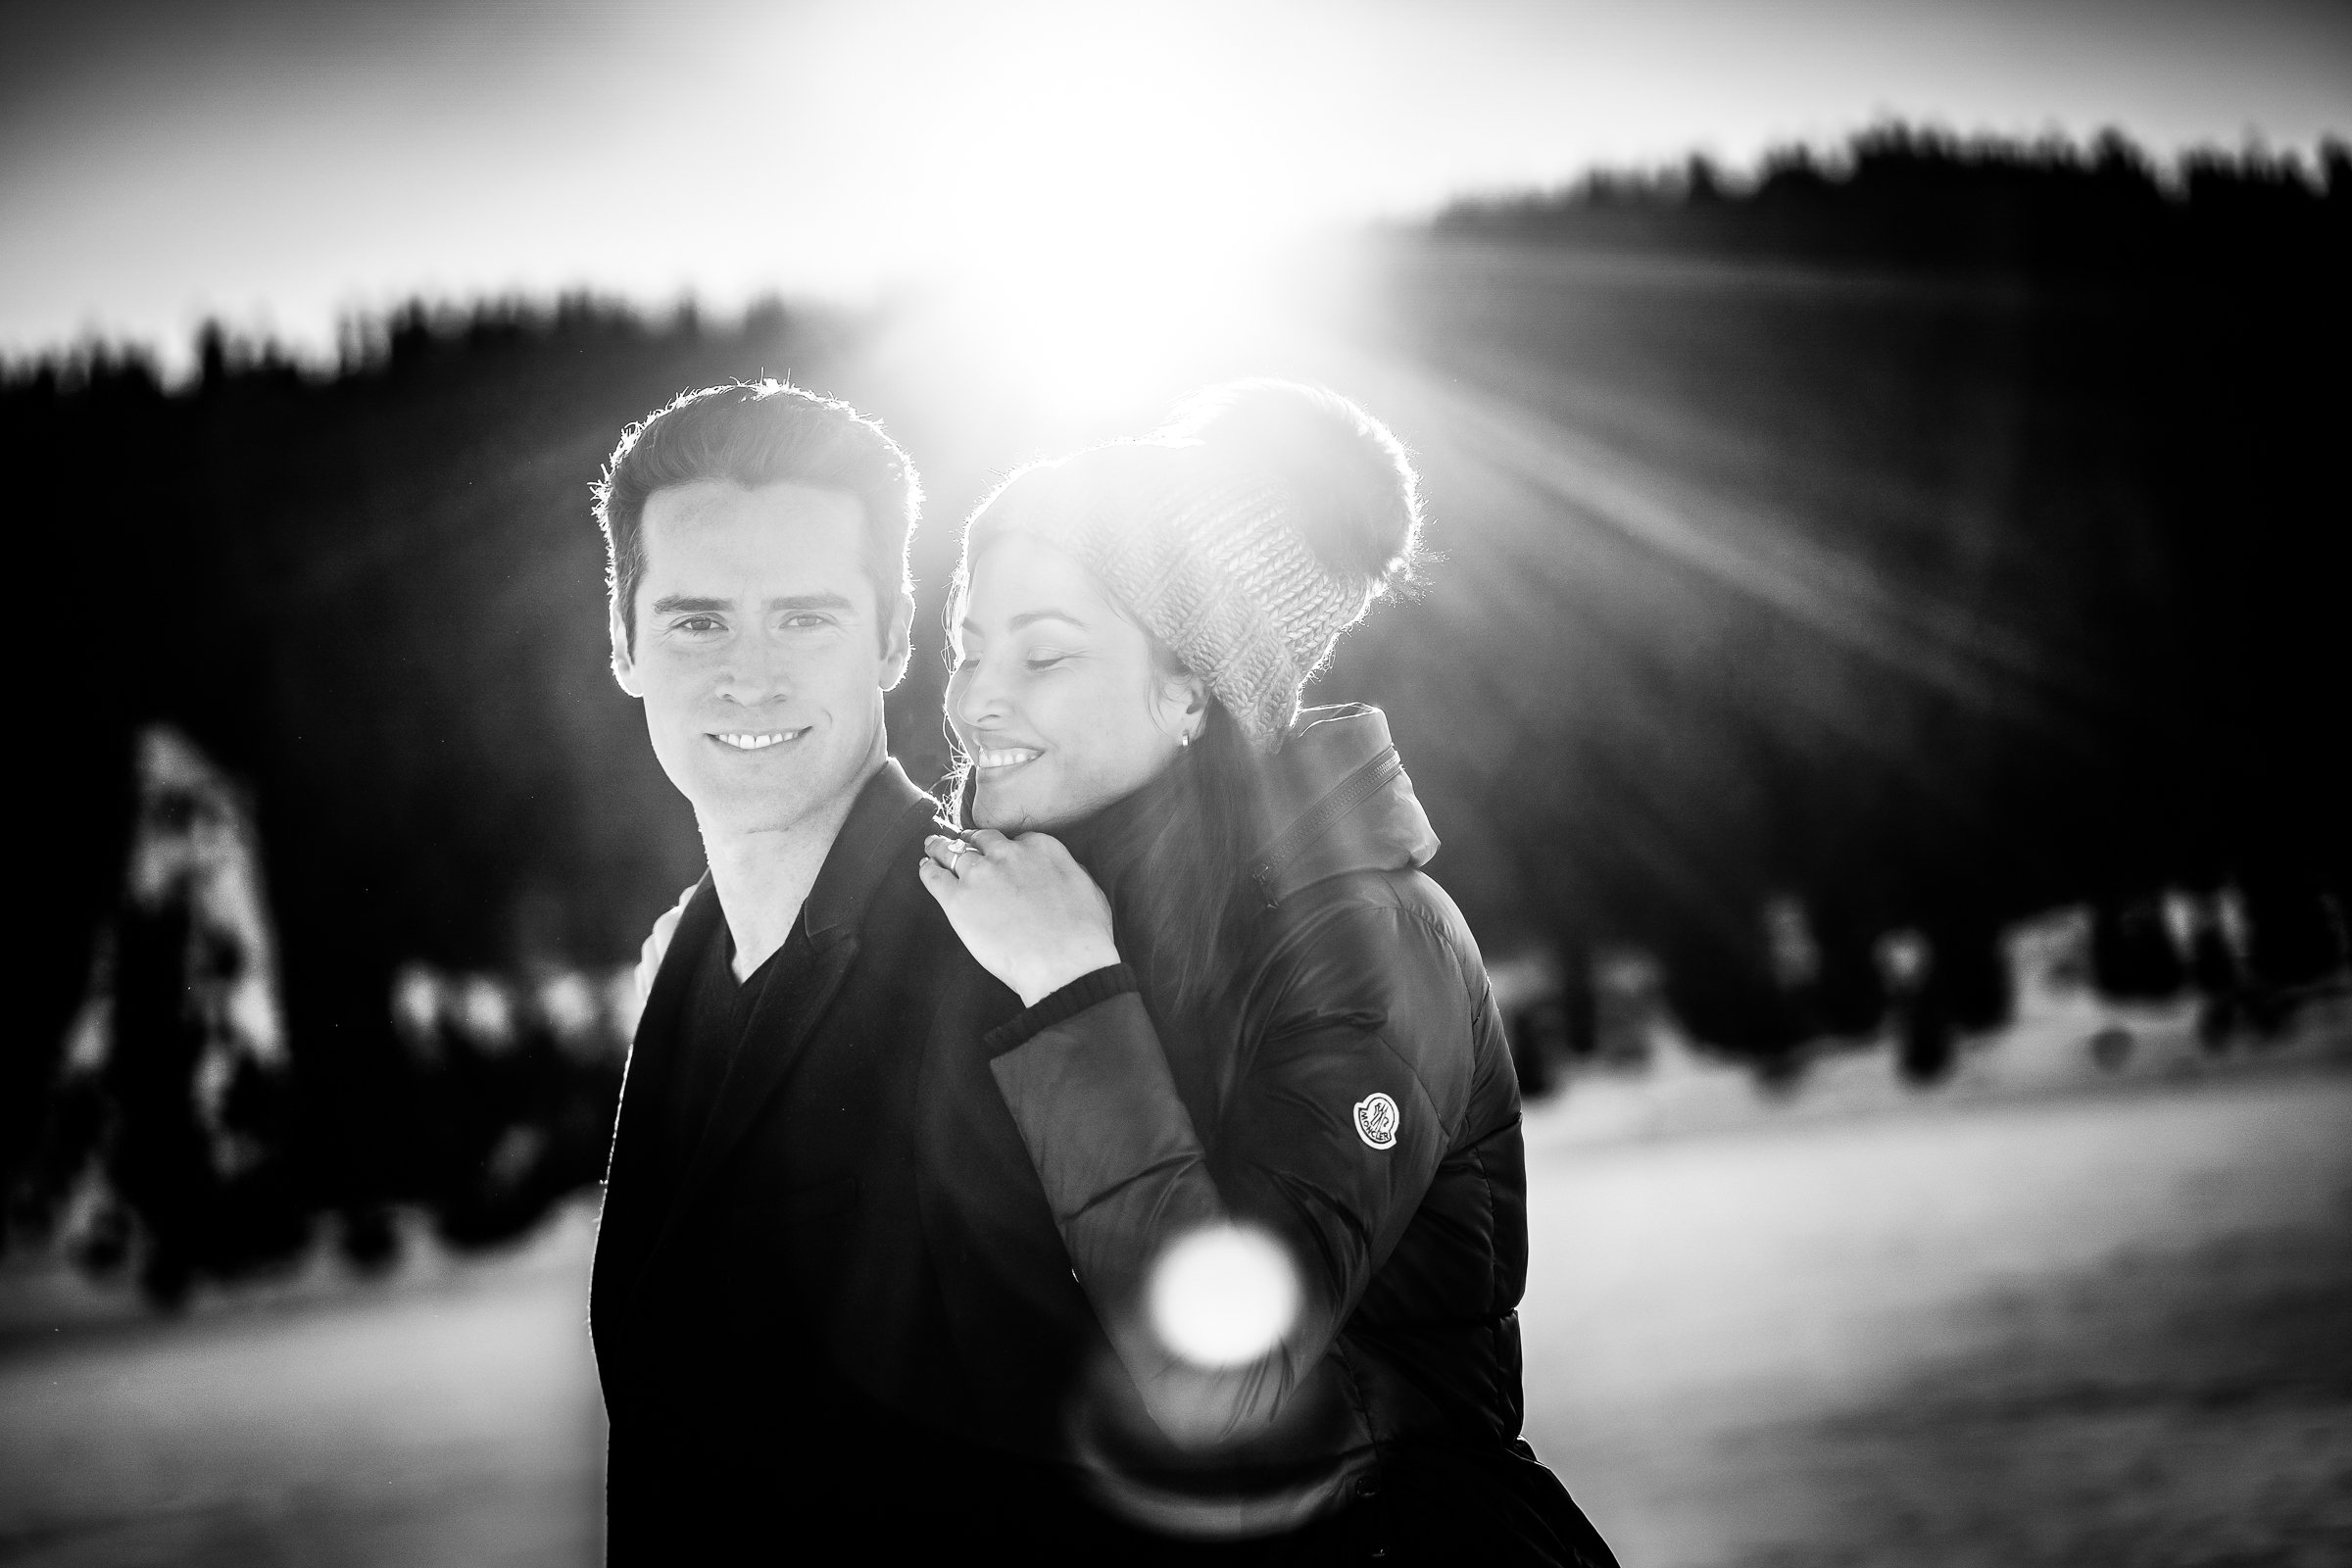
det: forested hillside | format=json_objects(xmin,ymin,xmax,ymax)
[{"xmin": 6, "ymin": 130, "xmax": 2345, "ymax": 1299}]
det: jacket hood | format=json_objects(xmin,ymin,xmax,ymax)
[
  {"xmin": 1249, "ymin": 704, "xmax": 1440, "ymax": 906},
  {"xmin": 1034, "ymin": 704, "xmax": 1440, "ymax": 912}
]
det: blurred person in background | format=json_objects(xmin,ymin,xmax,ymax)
[{"xmin": 913, "ymin": 382, "xmax": 1618, "ymax": 1565}]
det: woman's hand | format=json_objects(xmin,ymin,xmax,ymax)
[{"xmin": 919, "ymin": 830, "xmax": 1122, "ymax": 1007}]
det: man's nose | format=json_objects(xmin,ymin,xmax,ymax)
[{"xmin": 713, "ymin": 645, "xmax": 797, "ymax": 707}]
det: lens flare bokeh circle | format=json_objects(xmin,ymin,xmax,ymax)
[{"xmin": 1146, "ymin": 1223, "xmax": 1300, "ymax": 1368}]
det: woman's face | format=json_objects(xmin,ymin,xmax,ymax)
[{"xmin": 949, "ymin": 532, "xmax": 1199, "ymax": 832}]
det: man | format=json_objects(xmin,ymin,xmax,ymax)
[{"xmin": 587, "ymin": 381, "xmax": 998, "ymax": 1558}]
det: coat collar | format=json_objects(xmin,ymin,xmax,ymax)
[
  {"xmin": 1039, "ymin": 705, "xmax": 1440, "ymax": 910},
  {"xmin": 1249, "ymin": 704, "xmax": 1440, "ymax": 906},
  {"xmin": 800, "ymin": 758, "xmax": 935, "ymax": 947},
  {"xmin": 600, "ymin": 756, "xmax": 935, "ymax": 1323},
  {"xmin": 641, "ymin": 756, "xmax": 930, "ymax": 993},
  {"xmin": 669, "ymin": 758, "xmax": 933, "ymax": 1183}
]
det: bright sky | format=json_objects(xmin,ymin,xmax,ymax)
[{"xmin": 3, "ymin": 0, "xmax": 2346, "ymax": 367}]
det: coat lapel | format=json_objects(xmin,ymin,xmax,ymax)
[
  {"xmin": 613, "ymin": 761, "xmax": 935, "ymax": 1308},
  {"xmin": 663, "ymin": 930, "xmax": 858, "ymax": 1220}
]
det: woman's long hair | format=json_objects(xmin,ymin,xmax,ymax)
[
  {"xmin": 945, "ymin": 684, "xmax": 1263, "ymax": 1037},
  {"xmin": 1092, "ymin": 699, "xmax": 1262, "ymax": 1034}
]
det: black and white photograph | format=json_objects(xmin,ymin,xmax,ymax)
[{"xmin": 2, "ymin": 2, "xmax": 2347, "ymax": 1563}]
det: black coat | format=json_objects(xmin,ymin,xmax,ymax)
[
  {"xmin": 591, "ymin": 760, "xmax": 1047, "ymax": 1558},
  {"xmin": 933, "ymin": 707, "xmax": 1619, "ymax": 1567},
  {"xmin": 591, "ymin": 729, "xmax": 1615, "ymax": 1566}
]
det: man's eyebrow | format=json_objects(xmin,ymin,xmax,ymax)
[
  {"xmin": 769, "ymin": 592, "xmax": 856, "ymax": 612},
  {"xmin": 651, "ymin": 595, "xmax": 730, "ymax": 616}
]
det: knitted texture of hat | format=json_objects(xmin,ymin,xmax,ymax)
[{"xmin": 969, "ymin": 446, "xmax": 1374, "ymax": 746}]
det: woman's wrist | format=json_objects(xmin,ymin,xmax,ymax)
[
  {"xmin": 1015, "ymin": 942, "xmax": 1124, "ymax": 1007},
  {"xmin": 982, "ymin": 963, "xmax": 1140, "ymax": 1056}
]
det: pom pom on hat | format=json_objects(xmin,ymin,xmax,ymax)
[
  {"xmin": 1157, "ymin": 379, "xmax": 1421, "ymax": 597},
  {"xmin": 962, "ymin": 379, "xmax": 1422, "ymax": 747}
]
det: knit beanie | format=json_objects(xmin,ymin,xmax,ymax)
[{"xmin": 960, "ymin": 380, "xmax": 1421, "ymax": 747}]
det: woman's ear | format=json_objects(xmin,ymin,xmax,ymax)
[{"xmin": 1152, "ymin": 668, "xmax": 1210, "ymax": 740}]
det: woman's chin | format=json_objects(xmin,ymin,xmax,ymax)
[{"xmin": 972, "ymin": 778, "xmax": 1061, "ymax": 834}]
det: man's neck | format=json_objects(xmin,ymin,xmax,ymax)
[{"xmin": 701, "ymin": 757, "xmax": 884, "ymax": 983}]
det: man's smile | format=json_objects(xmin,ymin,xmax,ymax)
[{"xmin": 710, "ymin": 727, "xmax": 809, "ymax": 751}]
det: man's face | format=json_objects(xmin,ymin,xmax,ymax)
[{"xmin": 612, "ymin": 479, "xmax": 910, "ymax": 840}]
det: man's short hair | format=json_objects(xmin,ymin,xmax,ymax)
[{"xmin": 594, "ymin": 380, "xmax": 920, "ymax": 652}]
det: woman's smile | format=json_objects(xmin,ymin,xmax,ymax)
[{"xmin": 948, "ymin": 533, "xmax": 1197, "ymax": 830}]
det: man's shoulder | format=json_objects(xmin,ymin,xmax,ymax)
[
  {"xmin": 823, "ymin": 763, "xmax": 965, "ymax": 959},
  {"xmin": 805, "ymin": 760, "xmax": 940, "ymax": 936},
  {"xmin": 858, "ymin": 812, "xmax": 958, "ymax": 938},
  {"xmin": 835, "ymin": 814, "xmax": 972, "ymax": 1044},
  {"xmin": 861, "ymin": 760, "xmax": 943, "ymax": 850},
  {"xmin": 838, "ymin": 771, "xmax": 963, "ymax": 940},
  {"xmin": 845, "ymin": 775, "xmax": 939, "ymax": 905}
]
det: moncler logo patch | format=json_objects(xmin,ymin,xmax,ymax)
[{"xmin": 1353, "ymin": 1092, "xmax": 1399, "ymax": 1151}]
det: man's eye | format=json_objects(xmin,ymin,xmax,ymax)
[
  {"xmin": 782, "ymin": 613, "xmax": 835, "ymax": 630},
  {"xmin": 674, "ymin": 615, "xmax": 723, "ymax": 634}
]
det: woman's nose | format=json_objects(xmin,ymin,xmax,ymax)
[{"xmin": 951, "ymin": 660, "xmax": 1006, "ymax": 730}]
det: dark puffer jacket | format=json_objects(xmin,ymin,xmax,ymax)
[{"xmin": 974, "ymin": 706, "xmax": 1617, "ymax": 1566}]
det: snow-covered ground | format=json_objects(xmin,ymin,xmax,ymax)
[
  {"xmin": 3, "ymin": 1046, "xmax": 2347, "ymax": 1566},
  {"xmin": 0, "ymin": 1207, "xmax": 605, "ymax": 1567},
  {"xmin": 1522, "ymin": 1060, "xmax": 2352, "ymax": 1567}
]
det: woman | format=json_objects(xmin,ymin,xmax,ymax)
[{"xmin": 915, "ymin": 381, "xmax": 1617, "ymax": 1565}]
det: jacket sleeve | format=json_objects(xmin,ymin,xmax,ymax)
[{"xmin": 984, "ymin": 895, "xmax": 1481, "ymax": 1446}]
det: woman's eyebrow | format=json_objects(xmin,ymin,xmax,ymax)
[{"xmin": 1008, "ymin": 609, "xmax": 1088, "ymax": 631}]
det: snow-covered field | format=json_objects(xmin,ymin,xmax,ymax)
[
  {"xmin": 1522, "ymin": 1064, "xmax": 2352, "ymax": 1567},
  {"xmin": 3, "ymin": 1054, "xmax": 2347, "ymax": 1566},
  {"xmin": 0, "ymin": 1205, "xmax": 604, "ymax": 1567}
]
